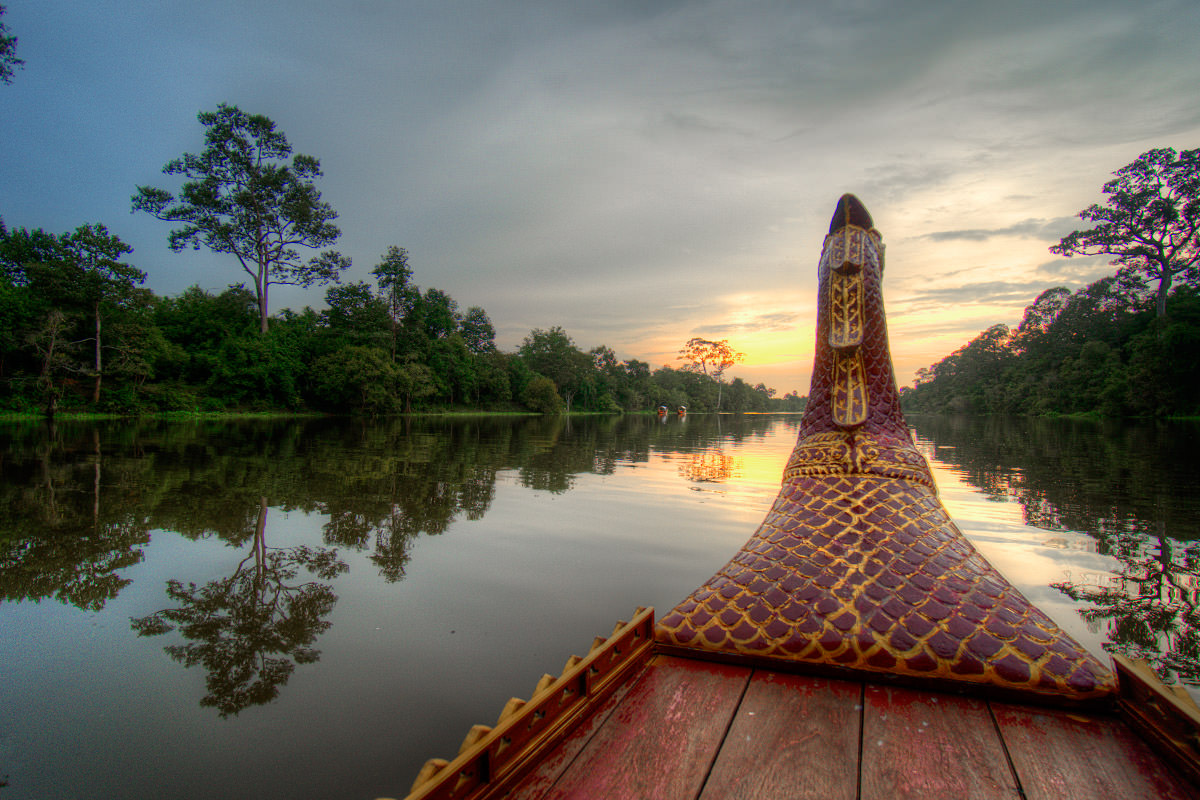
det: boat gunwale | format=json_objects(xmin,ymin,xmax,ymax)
[{"xmin": 400, "ymin": 607, "xmax": 1200, "ymax": 800}]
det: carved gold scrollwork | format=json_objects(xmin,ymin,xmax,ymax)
[
  {"xmin": 784, "ymin": 431, "xmax": 878, "ymax": 479},
  {"xmin": 828, "ymin": 270, "xmax": 864, "ymax": 350},
  {"xmin": 825, "ymin": 225, "xmax": 870, "ymax": 273},
  {"xmin": 783, "ymin": 431, "xmax": 935, "ymax": 488},
  {"xmin": 832, "ymin": 351, "xmax": 868, "ymax": 428}
]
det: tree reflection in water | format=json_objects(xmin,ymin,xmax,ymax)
[
  {"xmin": 0, "ymin": 413, "xmax": 785, "ymax": 722},
  {"xmin": 0, "ymin": 422, "xmax": 149, "ymax": 610},
  {"xmin": 678, "ymin": 449, "xmax": 737, "ymax": 483},
  {"xmin": 908, "ymin": 414, "xmax": 1200, "ymax": 687},
  {"xmin": 131, "ymin": 498, "xmax": 347, "ymax": 716},
  {"xmin": 1053, "ymin": 530, "xmax": 1199, "ymax": 684}
]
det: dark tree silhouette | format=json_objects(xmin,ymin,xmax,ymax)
[
  {"xmin": 132, "ymin": 498, "xmax": 347, "ymax": 716},
  {"xmin": 1052, "ymin": 147, "xmax": 1200, "ymax": 319}
]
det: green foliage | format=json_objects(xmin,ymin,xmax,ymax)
[
  {"xmin": 1052, "ymin": 147, "xmax": 1200, "ymax": 318},
  {"xmin": 394, "ymin": 360, "xmax": 438, "ymax": 412},
  {"xmin": 0, "ymin": 5, "xmax": 22, "ymax": 85},
  {"xmin": 460, "ymin": 306, "xmax": 496, "ymax": 355},
  {"xmin": 1, "ymin": 213, "xmax": 785, "ymax": 416},
  {"xmin": 521, "ymin": 375, "xmax": 563, "ymax": 414},
  {"xmin": 0, "ymin": 222, "xmax": 146, "ymax": 410},
  {"xmin": 903, "ymin": 278, "xmax": 1200, "ymax": 417},
  {"xmin": 132, "ymin": 104, "xmax": 350, "ymax": 334},
  {"xmin": 519, "ymin": 327, "xmax": 591, "ymax": 413},
  {"xmin": 320, "ymin": 281, "xmax": 390, "ymax": 350},
  {"xmin": 309, "ymin": 346, "xmax": 398, "ymax": 415},
  {"xmin": 371, "ymin": 245, "xmax": 412, "ymax": 361}
]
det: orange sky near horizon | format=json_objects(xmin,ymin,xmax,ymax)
[{"xmin": 3, "ymin": 2, "xmax": 1192, "ymax": 402}]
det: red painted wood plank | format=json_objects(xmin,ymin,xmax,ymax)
[
  {"xmin": 538, "ymin": 656, "xmax": 750, "ymax": 800},
  {"xmin": 502, "ymin": 665, "xmax": 646, "ymax": 800},
  {"xmin": 860, "ymin": 684, "xmax": 1020, "ymax": 800},
  {"xmin": 992, "ymin": 703, "xmax": 1198, "ymax": 800},
  {"xmin": 699, "ymin": 671, "xmax": 861, "ymax": 800}
]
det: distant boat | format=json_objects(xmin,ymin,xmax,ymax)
[{"xmin": 401, "ymin": 196, "xmax": 1200, "ymax": 800}]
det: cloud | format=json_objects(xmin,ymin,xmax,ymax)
[
  {"xmin": 898, "ymin": 280, "xmax": 1061, "ymax": 308},
  {"xmin": 694, "ymin": 311, "xmax": 803, "ymax": 335},
  {"xmin": 894, "ymin": 316, "xmax": 1014, "ymax": 340},
  {"xmin": 1036, "ymin": 255, "xmax": 1112, "ymax": 278},
  {"xmin": 4, "ymin": 0, "xmax": 1200, "ymax": 385},
  {"xmin": 919, "ymin": 217, "xmax": 1081, "ymax": 243}
]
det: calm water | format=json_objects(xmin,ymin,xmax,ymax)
[{"xmin": 1, "ymin": 413, "xmax": 1197, "ymax": 799}]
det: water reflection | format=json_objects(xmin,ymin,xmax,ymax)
[
  {"xmin": 908, "ymin": 414, "xmax": 1200, "ymax": 686},
  {"xmin": 8, "ymin": 411, "xmax": 1197, "ymax": 799},
  {"xmin": 677, "ymin": 448, "xmax": 738, "ymax": 483},
  {"xmin": 132, "ymin": 498, "xmax": 348, "ymax": 716},
  {"xmin": 0, "ymin": 423, "xmax": 150, "ymax": 610},
  {"xmin": 0, "ymin": 413, "xmax": 786, "ymax": 717}
]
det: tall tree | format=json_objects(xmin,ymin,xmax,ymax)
[
  {"xmin": 677, "ymin": 337, "xmax": 745, "ymax": 410},
  {"xmin": 1051, "ymin": 147, "xmax": 1200, "ymax": 318},
  {"xmin": 460, "ymin": 306, "xmax": 496, "ymax": 355},
  {"xmin": 0, "ymin": 5, "xmax": 23, "ymax": 85},
  {"xmin": 421, "ymin": 288, "xmax": 460, "ymax": 341},
  {"xmin": 519, "ymin": 326, "xmax": 590, "ymax": 413},
  {"xmin": 371, "ymin": 245, "xmax": 412, "ymax": 361},
  {"xmin": 133, "ymin": 104, "xmax": 350, "ymax": 334},
  {"xmin": 320, "ymin": 281, "xmax": 389, "ymax": 350},
  {"xmin": 56, "ymin": 224, "xmax": 147, "ymax": 402},
  {"xmin": 8, "ymin": 223, "xmax": 145, "ymax": 404}
]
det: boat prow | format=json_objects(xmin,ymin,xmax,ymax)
[{"xmin": 397, "ymin": 196, "xmax": 1199, "ymax": 800}]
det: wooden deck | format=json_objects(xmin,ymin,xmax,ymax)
[{"xmin": 502, "ymin": 655, "xmax": 1197, "ymax": 800}]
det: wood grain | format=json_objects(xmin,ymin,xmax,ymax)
[
  {"xmin": 538, "ymin": 656, "xmax": 749, "ymax": 800},
  {"xmin": 699, "ymin": 670, "xmax": 861, "ymax": 800},
  {"xmin": 860, "ymin": 684, "xmax": 1019, "ymax": 800},
  {"xmin": 501, "ymin": 666, "xmax": 645, "ymax": 800},
  {"xmin": 992, "ymin": 703, "xmax": 1198, "ymax": 800}
]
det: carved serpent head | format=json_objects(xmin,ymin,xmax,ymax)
[{"xmin": 787, "ymin": 195, "xmax": 933, "ymax": 487}]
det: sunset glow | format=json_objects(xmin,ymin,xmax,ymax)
[{"xmin": 2, "ymin": 3, "xmax": 1195, "ymax": 399}]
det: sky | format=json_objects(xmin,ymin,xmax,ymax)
[{"xmin": 3, "ymin": 1, "xmax": 1198, "ymax": 396}]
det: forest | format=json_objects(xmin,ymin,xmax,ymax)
[
  {"xmin": 2, "ymin": 93, "xmax": 1194, "ymax": 419},
  {"xmin": 0, "ymin": 103, "xmax": 799, "ymax": 418},
  {"xmin": 0, "ymin": 235, "xmax": 797, "ymax": 417},
  {"xmin": 902, "ymin": 147, "xmax": 1200, "ymax": 418},
  {"xmin": 900, "ymin": 280, "xmax": 1200, "ymax": 417}
]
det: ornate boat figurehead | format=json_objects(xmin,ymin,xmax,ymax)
[{"xmin": 656, "ymin": 194, "xmax": 1115, "ymax": 700}]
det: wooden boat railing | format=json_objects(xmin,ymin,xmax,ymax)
[
  {"xmin": 393, "ymin": 194, "xmax": 1200, "ymax": 799},
  {"xmin": 1114, "ymin": 654, "xmax": 1200, "ymax": 787},
  {"xmin": 400, "ymin": 607, "xmax": 1200, "ymax": 800},
  {"xmin": 405, "ymin": 608, "xmax": 656, "ymax": 800}
]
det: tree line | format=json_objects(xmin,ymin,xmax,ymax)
[
  {"xmin": 0, "ymin": 227, "xmax": 798, "ymax": 416},
  {"xmin": 902, "ymin": 147, "xmax": 1200, "ymax": 418},
  {"xmin": 1, "ymin": 104, "xmax": 799, "ymax": 417}
]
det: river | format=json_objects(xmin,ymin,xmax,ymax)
[{"xmin": 1, "ymin": 413, "xmax": 1196, "ymax": 799}]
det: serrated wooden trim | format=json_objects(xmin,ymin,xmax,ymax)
[
  {"xmin": 533, "ymin": 673, "xmax": 556, "ymax": 696},
  {"xmin": 458, "ymin": 725, "xmax": 492, "ymax": 755},
  {"xmin": 403, "ymin": 607, "xmax": 655, "ymax": 800},
  {"xmin": 1113, "ymin": 655, "xmax": 1200, "ymax": 788},
  {"xmin": 497, "ymin": 698, "xmax": 525, "ymax": 723},
  {"xmin": 408, "ymin": 759, "xmax": 449, "ymax": 795}
]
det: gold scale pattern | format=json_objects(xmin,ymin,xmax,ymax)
[{"xmin": 655, "ymin": 195, "xmax": 1115, "ymax": 701}]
